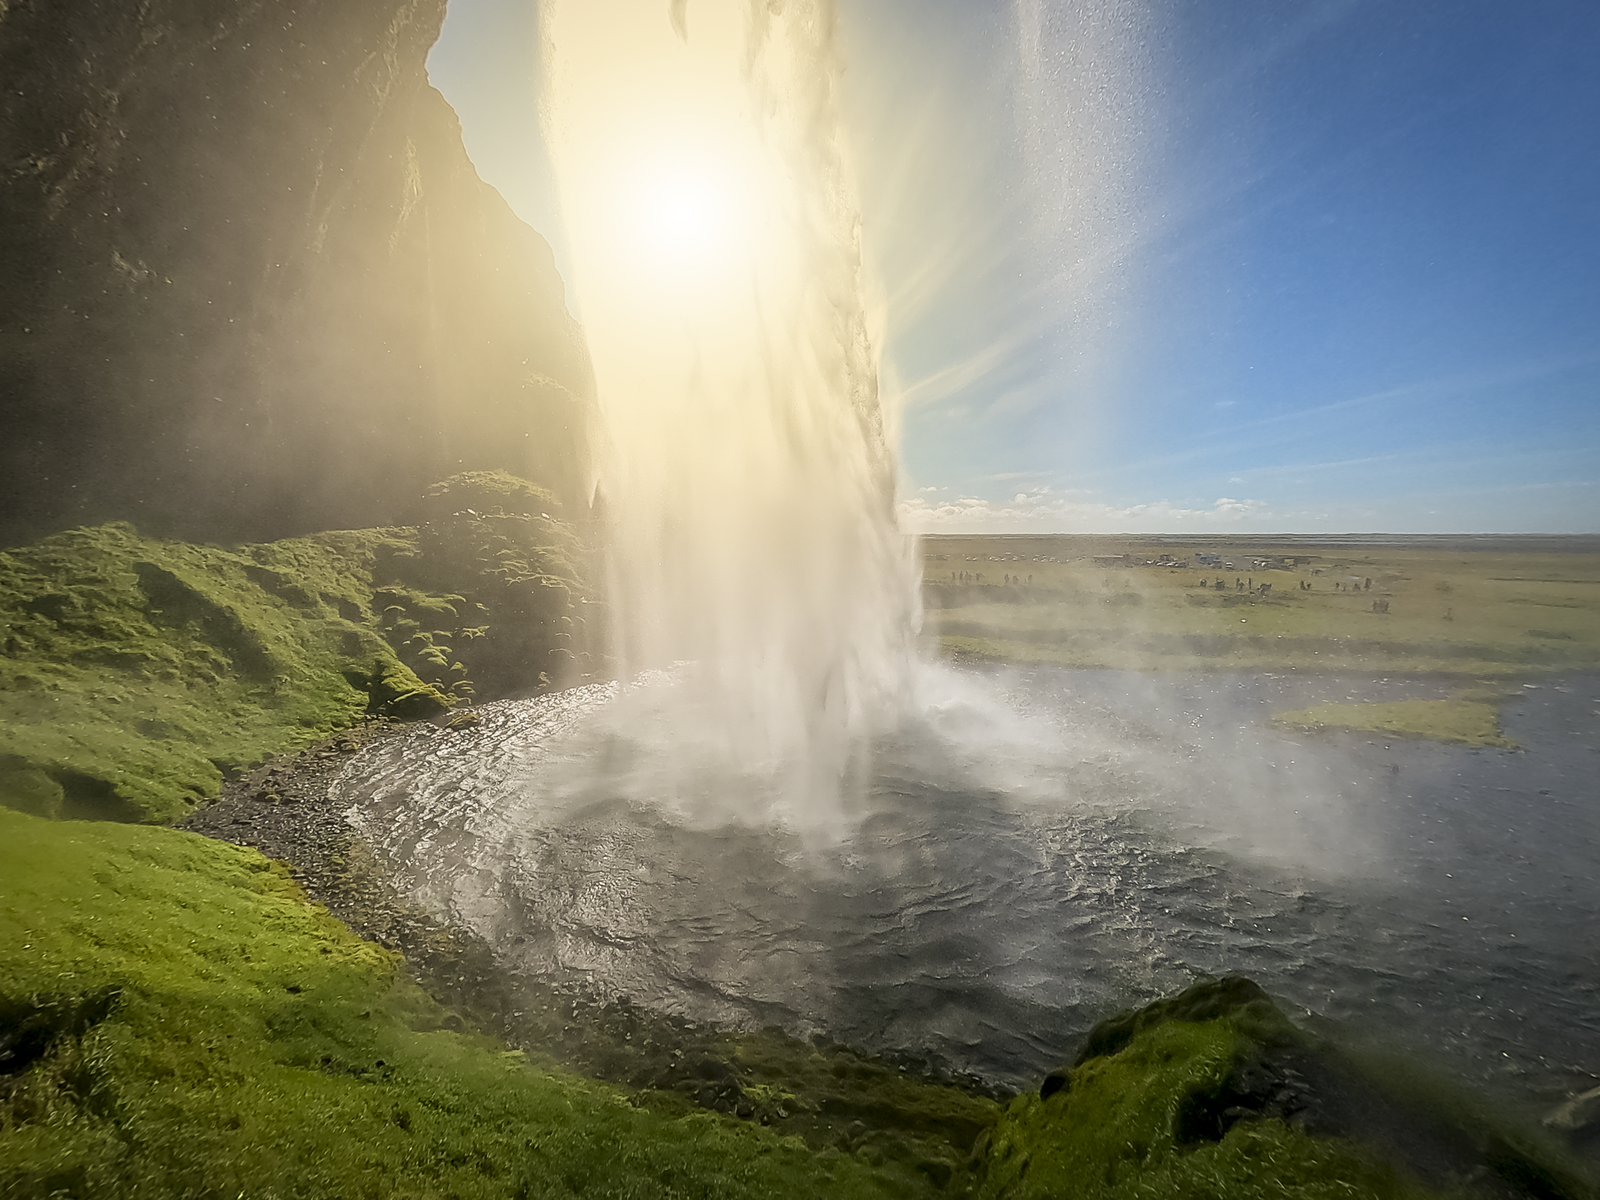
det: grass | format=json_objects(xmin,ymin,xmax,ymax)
[
  {"xmin": 0, "ymin": 474, "xmax": 595, "ymax": 824},
  {"xmin": 12, "ymin": 809, "xmax": 1586, "ymax": 1199},
  {"xmin": 0, "ymin": 808, "xmax": 932, "ymax": 1199},
  {"xmin": 1272, "ymin": 687, "xmax": 1517, "ymax": 748},
  {"xmin": 0, "ymin": 522, "xmax": 437, "ymax": 824},
  {"xmin": 923, "ymin": 535, "xmax": 1600, "ymax": 678},
  {"xmin": 4, "ymin": 520, "xmax": 1592, "ymax": 1195},
  {"xmin": 922, "ymin": 534, "xmax": 1600, "ymax": 746}
]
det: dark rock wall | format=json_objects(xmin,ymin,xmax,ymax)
[{"xmin": 0, "ymin": 0, "xmax": 596, "ymax": 544}]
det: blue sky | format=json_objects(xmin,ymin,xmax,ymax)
[{"xmin": 428, "ymin": 0, "xmax": 1599, "ymax": 533}]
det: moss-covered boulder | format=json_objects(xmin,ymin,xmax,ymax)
[
  {"xmin": 975, "ymin": 976, "xmax": 1596, "ymax": 1200},
  {"xmin": 0, "ymin": 808, "xmax": 923, "ymax": 1199},
  {"xmin": 392, "ymin": 469, "xmax": 604, "ymax": 700}
]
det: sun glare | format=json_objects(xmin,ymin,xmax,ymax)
[
  {"xmin": 625, "ymin": 157, "xmax": 744, "ymax": 264},
  {"xmin": 544, "ymin": 1, "xmax": 788, "ymax": 315}
]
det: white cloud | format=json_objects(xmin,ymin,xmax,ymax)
[
  {"xmin": 1212, "ymin": 496, "xmax": 1264, "ymax": 516},
  {"xmin": 898, "ymin": 492, "xmax": 1273, "ymax": 533}
]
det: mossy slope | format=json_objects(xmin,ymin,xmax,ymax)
[
  {"xmin": 0, "ymin": 474, "xmax": 596, "ymax": 825},
  {"xmin": 976, "ymin": 977, "xmax": 1595, "ymax": 1200},
  {"xmin": 0, "ymin": 522, "xmax": 430, "ymax": 824},
  {"xmin": 0, "ymin": 809, "xmax": 922, "ymax": 1199}
]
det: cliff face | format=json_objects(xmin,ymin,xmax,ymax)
[{"xmin": 0, "ymin": 0, "xmax": 596, "ymax": 544}]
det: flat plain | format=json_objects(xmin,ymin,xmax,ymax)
[{"xmin": 920, "ymin": 533, "xmax": 1600, "ymax": 745}]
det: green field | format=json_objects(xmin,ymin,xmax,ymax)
[
  {"xmin": 0, "ymin": 809, "xmax": 937, "ymax": 1200},
  {"xmin": 921, "ymin": 534, "xmax": 1600, "ymax": 745}
]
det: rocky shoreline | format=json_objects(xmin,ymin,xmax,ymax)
[{"xmin": 176, "ymin": 717, "xmax": 1012, "ymax": 1180}]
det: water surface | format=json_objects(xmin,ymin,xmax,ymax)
[{"xmin": 335, "ymin": 666, "xmax": 1600, "ymax": 1115}]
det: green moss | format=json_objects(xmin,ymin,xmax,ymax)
[
  {"xmin": 0, "ymin": 809, "xmax": 925, "ymax": 1199},
  {"xmin": 978, "ymin": 1019, "xmax": 1438, "ymax": 1200},
  {"xmin": 400, "ymin": 471, "xmax": 604, "ymax": 699},
  {"xmin": 0, "ymin": 523, "xmax": 448, "ymax": 824},
  {"xmin": 419, "ymin": 469, "xmax": 563, "ymax": 520},
  {"xmin": 0, "ymin": 480, "xmax": 600, "ymax": 824}
]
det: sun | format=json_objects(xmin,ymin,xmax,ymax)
[
  {"xmin": 630, "ymin": 164, "xmax": 733, "ymax": 261},
  {"xmin": 544, "ymin": 0, "xmax": 817, "ymax": 342}
]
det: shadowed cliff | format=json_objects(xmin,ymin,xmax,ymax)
[{"xmin": 0, "ymin": 0, "xmax": 596, "ymax": 544}]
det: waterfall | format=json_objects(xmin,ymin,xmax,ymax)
[{"xmin": 539, "ymin": 0, "xmax": 917, "ymax": 826}]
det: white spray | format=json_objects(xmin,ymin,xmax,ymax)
[{"xmin": 540, "ymin": 0, "xmax": 917, "ymax": 825}]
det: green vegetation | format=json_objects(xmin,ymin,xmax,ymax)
[
  {"xmin": 972, "ymin": 977, "xmax": 1595, "ymax": 1200},
  {"xmin": 1273, "ymin": 687, "xmax": 1517, "ymax": 748},
  {"xmin": 924, "ymin": 535, "xmax": 1600, "ymax": 746},
  {"xmin": 403, "ymin": 471, "xmax": 601, "ymax": 702},
  {"xmin": 5, "ymin": 517, "xmax": 1594, "ymax": 1196},
  {"xmin": 0, "ymin": 808, "xmax": 930, "ymax": 1199},
  {"xmin": 0, "ymin": 522, "xmax": 430, "ymax": 824},
  {"xmin": 924, "ymin": 536, "xmax": 1600, "ymax": 678},
  {"xmin": 981, "ymin": 1024, "xmax": 1434, "ymax": 1200},
  {"xmin": 0, "ymin": 472, "xmax": 596, "ymax": 824},
  {"xmin": 4, "ymin": 810, "xmax": 1590, "ymax": 1199},
  {"xmin": 235, "ymin": 794, "xmax": 1003, "ymax": 1187},
  {"xmin": 463, "ymin": 986, "xmax": 1000, "ymax": 1181}
]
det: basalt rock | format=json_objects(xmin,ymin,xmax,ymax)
[{"xmin": 0, "ymin": 0, "xmax": 596, "ymax": 545}]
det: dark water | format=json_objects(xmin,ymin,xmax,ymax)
[{"xmin": 334, "ymin": 666, "xmax": 1600, "ymax": 1118}]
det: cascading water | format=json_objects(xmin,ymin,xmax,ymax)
[{"xmin": 538, "ymin": 0, "xmax": 917, "ymax": 829}]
